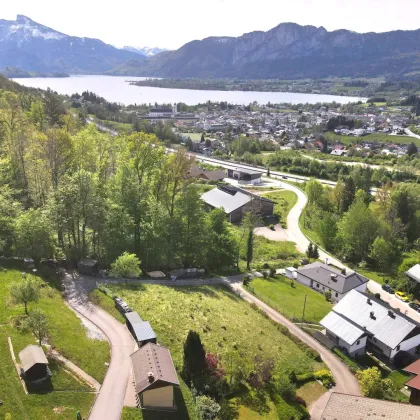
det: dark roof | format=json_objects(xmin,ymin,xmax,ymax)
[
  {"xmin": 19, "ymin": 345, "xmax": 48, "ymax": 372},
  {"xmin": 150, "ymin": 108, "xmax": 172, "ymax": 113},
  {"xmin": 229, "ymin": 167, "xmax": 262, "ymax": 176},
  {"xmin": 297, "ymin": 262, "xmax": 369, "ymax": 294},
  {"xmin": 131, "ymin": 343, "xmax": 179, "ymax": 394},
  {"xmin": 321, "ymin": 392, "xmax": 420, "ymax": 419},
  {"xmin": 199, "ymin": 170, "xmax": 226, "ymax": 181}
]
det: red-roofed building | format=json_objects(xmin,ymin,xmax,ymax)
[{"xmin": 403, "ymin": 359, "xmax": 420, "ymax": 405}]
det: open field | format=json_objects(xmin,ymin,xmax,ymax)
[
  {"xmin": 95, "ymin": 284, "xmax": 323, "ymax": 418},
  {"xmin": 0, "ymin": 269, "xmax": 102, "ymax": 419},
  {"xmin": 263, "ymin": 190, "xmax": 298, "ymax": 228},
  {"xmin": 324, "ymin": 131, "xmax": 420, "ymax": 147},
  {"xmin": 181, "ymin": 132, "xmax": 202, "ymax": 141},
  {"xmin": 296, "ymin": 381, "xmax": 327, "ymax": 406},
  {"xmin": 246, "ymin": 276, "xmax": 332, "ymax": 323}
]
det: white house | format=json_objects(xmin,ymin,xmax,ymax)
[
  {"xmin": 295, "ymin": 262, "xmax": 369, "ymax": 302},
  {"xmin": 320, "ymin": 290, "xmax": 420, "ymax": 361},
  {"xmin": 406, "ymin": 264, "xmax": 420, "ymax": 284}
]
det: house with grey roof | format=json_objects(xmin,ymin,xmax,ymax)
[
  {"xmin": 200, "ymin": 185, "xmax": 274, "ymax": 223},
  {"xmin": 295, "ymin": 262, "xmax": 368, "ymax": 302},
  {"xmin": 320, "ymin": 290, "xmax": 420, "ymax": 360}
]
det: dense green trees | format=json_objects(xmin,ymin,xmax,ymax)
[{"xmin": 0, "ymin": 86, "xmax": 239, "ymax": 273}]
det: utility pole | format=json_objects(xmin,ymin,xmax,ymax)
[{"xmin": 302, "ymin": 294, "xmax": 307, "ymax": 321}]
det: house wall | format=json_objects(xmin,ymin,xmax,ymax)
[
  {"xmin": 325, "ymin": 332, "xmax": 367, "ymax": 357},
  {"xmin": 368, "ymin": 337, "xmax": 392, "ymax": 359},
  {"xmin": 142, "ymin": 385, "xmax": 174, "ymax": 408},
  {"xmin": 296, "ymin": 272, "xmax": 312, "ymax": 288},
  {"xmin": 409, "ymin": 388, "xmax": 420, "ymax": 406},
  {"xmin": 354, "ymin": 283, "xmax": 368, "ymax": 294},
  {"xmin": 285, "ymin": 268, "xmax": 297, "ymax": 280},
  {"xmin": 390, "ymin": 334, "xmax": 420, "ymax": 359}
]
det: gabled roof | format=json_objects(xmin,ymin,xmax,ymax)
[
  {"xmin": 321, "ymin": 392, "xmax": 420, "ymax": 420},
  {"xmin": 297, "ymin": 262, "xmax": 368, "ymax": 294},
  {"xmin": 320, "ymin": 311, "xmax": 365, "ymax": 345},
  {"xmin": 125, "ymin": 311, "xmax": 143, "ymax": 325},
  {"xmin": 19, "ymin": 345, "xmax": 48, "ymax": 372},
  {"xmin": 332, "ymin": 290, "xmax": 418, "ymax": 349},
  {"xmin": 132, "ymin": 321, "xmax": 156, "ymax": 342},
  {"xmin": 131, "ymin": 343, "xmax": 179, "ymax": 394},
  {"xmin": 404, "ymin": 359, "xmax": 420, "ymax": 391},
  {"xmin": 201, "ymin": 187, "xmax": 251, "ymax": 214},
  {"xmin": 406, "ymin": 264, "xmax": 420, "ymax": 283}
]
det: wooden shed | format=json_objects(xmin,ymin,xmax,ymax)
[
  {"xmin": 19, "ymin": 345, "xmax": 51, "ymax": 382},
  {"xmin": 77, "ymin": 259, "xmax": 99, "ymax": 275},
  {"xmin": 131, "ymin": 343, "xmax": 179, "ymax": 410}
]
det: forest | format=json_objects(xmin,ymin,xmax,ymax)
[{"xmin": 0, "ymin": 80, "xmax": 237, "ymax": 271}]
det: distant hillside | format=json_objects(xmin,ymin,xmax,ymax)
[
  {"xmin": 0, "ymin": 15, "xmax": 144, "ymax": 74},
  {"xmin": 110, "ymin": 23, "xmax": 420, "ymax": 79},
  {"xmin": 0, "ymin": 66, "xmax": 69, "ymax": 78}
]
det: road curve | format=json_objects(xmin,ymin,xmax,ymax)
[
  {"xmin": 64, "ymin": 273, "xmax": 136, "ymax": 420},
  {"xmin": 228, "ymin": 282, "xmax": 361, "ymax": 418}
]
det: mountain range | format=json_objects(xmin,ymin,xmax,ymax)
[
  {"xmin": 2, "ymin": 15, "xmax": 420, "ymax": 79},
  {"xmin": 0, "ymin": 15, "xmax": 144, "ymax": 73},
  {"xmin": 122, "ymin": 46, "xmax": 168, "ymax": 57}
]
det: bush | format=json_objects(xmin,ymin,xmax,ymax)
[
  {"xmin": 269, "ymin": 224, "xmax": 275, "ymax": 231},
  {"xmin": 374, "ymin": 293, "xmax": 381, "ymax": 300},
  {"xmin": 269, "ymin": 267, "xmax": 276, "ymax": 277},
  {"xmin": 275, "ymin": 375, "xmax": 296, "ymax": 401},
  {"xmin": 314, "ymin": 370, "xmax": 335, "ymax": 388},
  {"xmin": 243, "ymin": 275, "xmax": 251, "ymax": 286},
  {"xmin": 324, "ymin": 290, "xmax": 331, "ymax": 301},
  {"xmin": 263, "ymin": 271, "xmax": 268, "ymax": 279},
  {"xmin": 295, "ymin": 372, "xmax": 315, "ymax": 383},
  {"xmin": 263, "ymin": 263, "xmax": 270, "ymax": 269}
]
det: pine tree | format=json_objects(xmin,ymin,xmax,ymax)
[
  {"xmin": 201, "ymin": 133, "xmax": 205, "ymax": 143},
  {"xmin": 306, "ymin": 243, "xmax": 314, "ymax": 259},
  {"xmin": 313, "ymin": 244, "xmax": 320, "ymax": 259}
]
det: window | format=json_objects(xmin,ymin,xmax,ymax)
[
  {"xmin": 356, "ymin": 340, "xmax": 360, "ymax": 345},
  {"xmin": 396, "ymin": 345, "xmax": 401, "ymax": 352},
  {"xmin": 335, "ymin": 292, "xmax": 338, "ymax": 297},
  {"xmin": 316, "ymin": 283, "xmax": 319, "ymax": 288}
]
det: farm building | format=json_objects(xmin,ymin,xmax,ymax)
[
  {"xmin": 19, "ymin": 345, "xmax": 51, "ymax": 382},
  {"xmin": 131, "ymin": 343, "xmax": 179, "ymax": 410},
  {"xmin": 125, "ymin": 311, "xmax": 157, "ymax": 348},
  {"xmin": 78, "ymin": 259, "xmax": 99, "ymax": 275},
  {"xmin": 201, "ymin": 185, "xmax": 274, "ymax": 223}
]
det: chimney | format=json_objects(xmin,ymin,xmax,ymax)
[
  {"xmin": 341, "ymin": 268, "xmax": 346, "ymax": 275},
  {"xmin": 148, "ymin": 372, "xmax": 155, "ymax": 383},
  {"xmin": 370, "ymin": 311, "xmax": 376, "ymax": 320},
  {"xmin": 367, "ymin": 298, "xmax": 372, "ymax": 305},
  {"xmin": 388, "ymin": 310, "xmax": 396, "ymax": 319},
  {"xmin": 330, "ymin": 274, "xmax": 337, "ymax": 282}
]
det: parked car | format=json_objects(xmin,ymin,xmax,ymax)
[
  {"xmin": 114, "ymin": 297, "xmax": 133, "ymax": 313},
  {"xmin": 409, "ymin": 302, "xmax": 420, "ymax": 312},
  {"xmin": 382, "ymin": 284, "xmax": 394, "ymax": 294},
  {"xmin": 395, "ymin": 291, "xmax": 409, "ymax": 302}
]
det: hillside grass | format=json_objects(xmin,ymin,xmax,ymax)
[
  {"xmin": 246, "ymin": 276, "xmax": 332, "ymax": 323},
  {"xmin": 0, "ymin": 269, "xmax": 104, "ymax": 419},
  {"xmin": 262, "ymin": 190, "xmax": 298, "ymax": 228},
  {"xmin": 95, "ymin": 284, "xmax": 323, "ymax": 418}
]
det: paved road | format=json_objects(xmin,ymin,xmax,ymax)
[
  {"xmin": 63, "ymin": 273, "xmax": 137, "ymax": 420},
  {"xmin": 228, "ymin": 281, "xmax": 361, "ymax": 419}
]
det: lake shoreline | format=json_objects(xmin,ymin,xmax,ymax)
[{"xmin": 12, "ymin": 75, "xmax": 366, "ymax": 106}]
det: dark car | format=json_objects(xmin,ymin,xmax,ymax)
[
  {"xmin": 382, "ymin": 284, "xmax": 394, "ymax": 294},
  {"xmin": 114, "ymin": 297, "xmax": 133, "ymax": 313},
  {"xmin": 409, "ymin": 302, "xmax": 420, "ymax": 312}
]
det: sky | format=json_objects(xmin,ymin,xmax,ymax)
[{"xmin": 2, "ymin": 0, "xmax": 420, "ymax": 50}]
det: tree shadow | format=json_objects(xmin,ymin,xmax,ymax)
[{"xmin": 25, "ymin": 377, "xmax": 54, "ymax": 394}]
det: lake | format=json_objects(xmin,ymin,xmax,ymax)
[{"xmin": 13, "ymin": 75, "xmax": 365, "ymax": 106}]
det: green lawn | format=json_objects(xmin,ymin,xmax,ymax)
[
  {"xmin": 262, "ymin": 190, "xmax": 298, "ymax": 228},
  {"xmin": 246, "ymin": 276, "xmax": 332, "ymax": 323},
  {"xmin": 251, "ymin": 238, "xmax": 301, "ymax": 270},
  {"xmin": 180, "ymin": 132, "xmax": 202, "ymax": 142},
  {"xmin": 0, "ymin": 269, "xmax": 109, "ymax": 420},
  {"xmin": 95, "ymin": 284, "xmax": 323, "ymax": 418},
  {"xmin": 324, "ymin": 131, "xmax": 420, "ymax": 147},
  {"xmin": 296, "ymin": 381, "xmax": 327, "ymax": 406}
]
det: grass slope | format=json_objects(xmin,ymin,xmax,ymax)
[
  {"xmin": 246, "ymin": 276, "xmax": 332, "ymax": 323},
  {"xmin": 263, "ymin": 190, "xmax": 298, "ymax": 228},
  {"xmin": 324, "ymin": 131, "xmax": 420, "ymax": 147},
  {"xmin": 0, "ymin": 270, "xmax": 104, "ymax": 419}
]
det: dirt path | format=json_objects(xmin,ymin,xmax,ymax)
[
  {"xmin": 228, "ymin": 281, "xmax": 361, "ymax": 419},
  {"xmin": 63, "ymin": 272, "xmax": 137, "ymax": 420}
]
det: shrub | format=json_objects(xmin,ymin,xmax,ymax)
[
  {"xmin": 196, "ymin": 395, "xmax": 221, "ymax": 420},
  {"xmin": 295, "ymin": 372, "xmax": 315, "ymax": 383},
  {"xmin": 314, "ymin": 370, "xmax": 335, "ymax": 388},
  {"xmin": 243, "ymin": 275, "xmax": 251, "ymax": 286},
  {"xmin": 374, "ymin": 293, "xmax": 381, "ymax": 300},
  {"xmin": 110, "ymin": 252, "xmax": 141, "ymax": 278},
  {"xmin": 324, "ymin": 290, "xmax": 331, "ymax": 301},
  {"xmin": 275, "ymin": 375, "xmax": 296, "ymax": 401},
  {"xmin": 263, "ymin": 263, "xmax": 270, "ymax": 269},
  {"xmin": 269, "ymin": 267, "xmax": 276, "ymax": 277},
  {"xmin": 263, "ymin": 271, "xmax": 268, "ymax": 278},
  {"xmin": 269, "ymin": 224, "xmax": 275, "ymax": 231}
]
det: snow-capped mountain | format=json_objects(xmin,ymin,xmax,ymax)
[
  {"xmin": 0, "ymin": 15, "xmax": 143, "ymax": 73},
  {"xmin": 122, "ymin": 46, "xmax": 168, "ymax": 57}
]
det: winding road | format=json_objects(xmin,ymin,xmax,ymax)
[{"xmin": 63, "ymin": 273, "xmax": 136, "ymax": 420}]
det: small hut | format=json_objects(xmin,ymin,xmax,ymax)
[
  {"xmin": 78, "ymin": 259, "xmax": 99, "ymax": 276},
  {"xmin": 125, "ymin": 311, "xmax": 157, "ymax": 348},
  {"xmin": 19, "ymin": 345, "xmax": 51, "ymax": 382}
]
